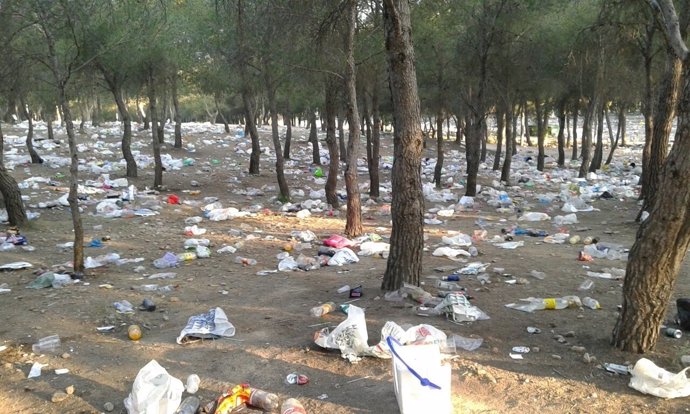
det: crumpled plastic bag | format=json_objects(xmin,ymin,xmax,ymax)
[
  {"xmin": 327, "ymin": 248, "xmax": 359, "ymax": 266},
  {"xmin": 176, "ymin": 307, "xmax": 236, "ymax": 344},
  {"xmin": 432, "ymin": 247, "xmax": 470, "ymax": 259},
  {"xmin": 314, "ymin": 305, "xmax": 450, "ymax": 363},
  {"xmin": 358, "ymin": 241, "xmax": 390, "ymax": 257},
  {"xmin": 323, "ymin": 234, "xmax": 353, "ymax": 249},
  {"xmin": 629, "ymin": 358, "xmax": 690, "ymax": 399},
  {"xmin": 123, "ymin": 360, "xmax": 184, "ymax": 414},
  {"xmin": 441, "ymin": 233, "xmax": 472, "ymax": 247}
]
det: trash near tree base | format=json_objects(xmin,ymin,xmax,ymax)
[
  {"xmin": 388, "ymin": 336, "xmax": 452, "ymax": 414},
  {"xmin": 629, "ymin": 358, "xmax": 690, "ymax": 399}
]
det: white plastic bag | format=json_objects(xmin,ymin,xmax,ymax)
[
  {"xmin": 123, "ymin": 360, "xmax": 184, "ymax": 414},
  {"xmin": 629, "ymin": 358, "xmax": 690, "ymax": 399},
  {"xmin": 328, "ymin": 248, "xmax": 359, "ymax": 266}
]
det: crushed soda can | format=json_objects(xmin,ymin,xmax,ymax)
[
  {"xmin": 604, "ymin": 363, "xmax": 630, "ymax": 375},
  {"xmin": 349, "ymin": 285, "xmax": 363, "ymax": 298},
  {"xmin": 286, "ymin": 373, "xmax": 309, "ymax": 385}
]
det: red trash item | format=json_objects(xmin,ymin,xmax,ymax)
[
  {"xmin": 323, "ymin": 234, "xmax": 352, "ymax": 249},
  {"xmin": 167, "ymin": 194, "xmax": 180, "ymax": 204}
]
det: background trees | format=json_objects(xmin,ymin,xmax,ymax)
[{"xmin": 2, "ymin": 0, "xmax": 690, "ymax": 352}]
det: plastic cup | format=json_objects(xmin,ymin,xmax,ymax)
[{"xmin": 32, "ymin": 335, "xmax": 60, "ymax": 353}]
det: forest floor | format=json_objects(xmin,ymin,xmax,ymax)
[{"xmin": 1, "ymin": 121, "xmax": 690, "ymax": 414}]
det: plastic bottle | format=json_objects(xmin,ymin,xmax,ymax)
[
  {"xmin": 177, "ymin": 251, "xmax": 197, "ymax": 262},
  {"xmin": 281, "ymin": 398, "xmax": 307, "ymax": 414},
  {"xmin": 186, "ymin": 374, "xmax": 200, "ymax": 394},
  {"xmin": 32, "ymin": 335, "xmax": 61, "ymax": 353},
  {"xmin": 506, "ymin": 296, "xmax": 581, "ymax": 312},
  {"xmin": 578, "ymin": 279, "xmax": 594, "ymax": 291},
  {"xmin": 582, "ymin": 297, "xmax": 601, "ymax": 310},
  {"xmin": 310, "ymin": 302, "xmax": 336, "ymax": 317},
  {"xmin": 247, "ymin": 388, "xmax": 279, "ymax": 411},
  {"xmin": 441, "ymin": 274, "xmax": 460, "ymax": 281},
  {"xmin": 174, "ymin": 396, "xmax": 200, "ymax": 414}
]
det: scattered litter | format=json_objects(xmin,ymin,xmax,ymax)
[
  {"xmin": 629, "ymin": 358, "xmax": 690, "ymax": 399},
  {"xmin": 176, "ymin": 307, "xmax": 236, "ymax": 344}
]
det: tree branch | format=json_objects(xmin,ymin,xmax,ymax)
[{"xmin": 651, "ymin": 0, "xmax": 689, "ymax": 60}]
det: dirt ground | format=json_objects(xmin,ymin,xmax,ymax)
[{"xmin": 1, "ymin": 120, "xmax": 690, "ymax": 414}]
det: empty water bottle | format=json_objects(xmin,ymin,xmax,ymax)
[
  {"xmin": 32, "ymin": 335, "xmax": 61, "ymax": 354},
  {"xmin": 310, "ymin": 302, "xmax": 336, "ymax": 317},
  {"xmin": 281, "ymin": 398, "xmax": 307, "ymax": 414},
  {"xmin": 174, "ymin": 396, "xmax": 200, "ymax": 414},
  {"xmin": 248, "ymin": 388, "xmax": 279, "ymax": 411}
]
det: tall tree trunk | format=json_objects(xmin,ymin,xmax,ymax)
[
  {"xmin": 147, "ymin": 68, "xmax": 164, "ymax": 188},
  {"xmin": 640, "ymin": 54, "xmax": 683, "ymax": 218},
  {"xmin": 0, "ymin": 123, "xmax": 27, "ymax": 226},
  {"xmin": 524, "ymin": 100, "xmax": 532, "ymax": 147},
  {"xmin": 493, "ymin": 107, "xmax": 504, "ymax": 171},
  {"xmin": 237, "ymin": 0, "xmax": 260, "ymax": 175},
  {"xmin": 578, "ymin": 96, "xmax": 597, "ymax": 178},
  {"xmin": 639, "ymin": 28, "xmax": 656, "ymax": 195},
  {"xmin": 613, "ymin": 57, "xmax": 690, "ymax": 353},
  {"xmin": 589, "ymin": 101, "xmax": 605, "ymax": 172},
  {"xmin": 92, "ymin": 95, "xmax": 101, "ymax": 127},
  {"xmin": 267, "ymin": 85, "xmax": 289, "ymax": 201},
  {"xmin": 172, "ymin": 73, "xmax": 182, "ymax": 148},
  {"xmin": 242, "ymin": 92, "xmax": 261, "ymax": 175},
  {"xmin": 214, "ymin": 96, "xmax": 230, "ymax": 133},
  {"xmin": 283, "ymin": 99, "xmax": 292, "ymax": 160},
  {"xmin": 556, "ymin": 99, "xmax": 566, "ymax": 167},
  {"xmin": 571, "ymin": 104, "xmax": 579, "ymax": 160},
  {"xmin": 534, "ymin": 96, "xmax": 548, "ymax": 171},
  {"xmin": 47, "ymin": 114, "xmax": 55, "ymax": 142},
  {"xmin": 309, "ymin": 110, "xmax": 320, "ymax": 165},
  {"xmin": 364, "ymin": 94, "xmax": 373, "ymax": 193},
  {"xmin": 381, "ymin": 0, "xmax": 424, "ymax": 290},
  {"xmin": 433, "ymin": 113, "xmax": 444, "ymax": 188},
  {"xmin": 343, "ymin": 0, "xmax": 362, "ymax": 238},
  {"xmin": 501, "ymin": 104, "xmax": 513, "ymax": 183},
  {"xmin": 370, "ymin": 86, "xmax": 381, "ymax": 199},
  {"xmin": 338, "ymin": 112, "xmax": 347, "ymax": 162},
  {"xmin": 21, "ymin": 98, "xmax": 43, "ymax": 164},
  {"xmin": 324, "ymin": 77, "xmax": 340, "ymax": 208},
  {"xmin": 98, "ymin": 63, "xmax": 138, "ymax": 178},
  {"xmin": 480, "ymin": 121, "xmax": 488, "ymax": 162},
  {"xmin": 605, "ymin": 107, "xmax": 621, "ymax": 166}
]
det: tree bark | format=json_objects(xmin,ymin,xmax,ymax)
[
  {"xmin": 613, "ymin": 63, "xmax": 690, "ymax": 352},
  {"xmin": 146, "ymin": 67, "xmax": 164, "ymax": 189},
  {"xmin": 324, "ymin": 77, "xmax": 340, "ymax": 209},
  {"xmin": 0, "ymin": 123, "xmax": 27, "ymax": 226},
  {"xmin": 343, "ymin": 0, "xmax": 362, "ymax": 238},
  {"xmin": 21, "ymin": 98, "xmax": 43, "ymax": 164},
  {"xmin": 606, "ymin": 108, "xmax": 625, "ymax": 165},
  {"xmin": 571, "ymin": 103, "xmax": 579, "ymax": 160},
  {"xmin": 501, "ymin": 104, "xmax": 513, "ymax": 183},
  {"xmin": 433, "ymin": 113, "xmax": 444, "ymax": 188},
  {"xmin": 556, "ymin": 99, "xmax": 566, "ymax": 167},
  {"xmin": 267, "ymin": 84, "xmax": 290, "ymax": 201},
  {"xmin": 640, "ymin": 54, "xmax": 683, "ymax": 217},
  {"xmin": 604, "ymin": 107, "xmax": 621, "ymax": 166},
  {"xmin": 381, "ymin": 0, "xmax": 425, "ymax": 290},
  {"xmin": 370, "ymin": 86, "xmax": 381, "ymax": 199},
  {"xmin": 493, "ymin": 107, "xmax": 504, "ymax": 171},
  {"xmin": 238, "ymin": 0, "xmax": 260, "ymax": 175},
  {"xmin": 309, "ymin": 110, "xmax": 320, "ymax": 165},
  {"xmin": 578, "ymin": 96, "xmax": 597, "ymax": 178},
  {"xmin": 589, "ymin": 101, "xmax": 605, "ymax": 172},
  {"xmin": 283, "ymin": 99, "xmax": 292, "ymax": 160},
  {"xmin": 101, "ymin": 68, "xmax": 137, "ymax": 178},
  {"xmin": 172, "ymin": 73, "xmax": 182, "ymax": 149},
  {"xmin": 534, "ymin": 97, "xmax": 548, "ymax": 171}
]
